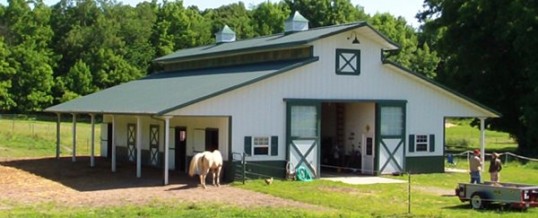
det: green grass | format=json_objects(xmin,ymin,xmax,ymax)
[
  {"xmin": 1, "ymin": 118, "xmax": 537, "ymax": 217},
  {"xmin": 445, "ymin": 118, "xmax": 517, "ymax": 153},
  {"xmin": 0, "ymin": 201, "xmax": 327, "ymax": 218},
  {"xmin": 0, "ymin": 118, "xmax": 100, "ymax": 158}
]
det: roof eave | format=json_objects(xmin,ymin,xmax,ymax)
[
  {"xmin": 382, "ymin": 60, "xmax": 501, "ymax": 118},
  {"xmin": 157, "ymin": 57, "xmax": 320, "ymax": 115}
]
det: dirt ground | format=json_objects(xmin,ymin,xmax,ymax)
[{"xmin": 0, "ymin": 157, "xmax": 324, "ymax": 210}]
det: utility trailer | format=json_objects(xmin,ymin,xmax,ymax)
[{"xmin": 455, "ymin": 182, "xmax": 538, "ymax": 210}]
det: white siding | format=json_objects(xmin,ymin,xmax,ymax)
[{"xmin": 166, "ymin": 29, "xmax": 494, "ymax": 160}]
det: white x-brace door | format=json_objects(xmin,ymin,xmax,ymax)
[{"xmin": 287, "ymin": 103, "xmax": 320, "ymax": 178}]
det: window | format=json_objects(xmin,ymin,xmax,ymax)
[
  {"xmin": 244, "ymin": 136, "xmax": 278, "ymax": 156},
  {"xmin": 380, "ymin": 106, "xmax": 403, "ymax": 136},
  {"xmin": 408, "ymin": 134, "xmax": 435, "ymax": 153},
  {"xmin": 253, "ymin": 137, "xmax": 270, "ymax": 155},
  {"xmin": 336, "ymin": 49, "xmax": 361, "ymax": 75},
  {"xmin": 415, "ymin": 135, "xmax": 429, "ymax": 152}
]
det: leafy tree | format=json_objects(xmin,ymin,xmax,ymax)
[
  {"xmin": 0, "ymin": 37, "xmax": 16, "ymax": 111},
  {"xmin": 370, "ymin": 13, "xmax": 440, "ymax": 78},
  {"xmin": 4, "ymin": 0, "xmax": 56, "ymax": 112},
  {"xmin": 152, "ymin": 0, "xmax": 212, "ymax": 57},
  {"xmin": 250, "ymin": 1, "xmax": 290, "ymax": 36},
  {"xmin": 284, "ymin": 0, "xmax": 368, "ymax": 27},
  {"xmin": 203, "ymin": 3, "xmax": 255, "ymax": 40},
  {"xmin": 419, "ymin": 0, "xmax": 538, "ymax": 154}
]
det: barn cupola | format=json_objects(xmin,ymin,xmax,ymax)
[
  {"xmin": 215, "ymin": 25, "xmax": 236, "ymax": 43},
  {"xmin": 284, "ymin": 11, "xmax": 309, "ymax": 33}
]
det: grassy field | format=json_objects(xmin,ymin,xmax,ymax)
[
  {"xmin": 1, "ymin": 118, "xmax": 537, "ymax": 217},
  {"xmin": 0, "ymin": 116, "xmax": 101, "ymax": 158},
  {"xmin": 445, "ymin": 118, "xmax": 517, "ymax": 153}
]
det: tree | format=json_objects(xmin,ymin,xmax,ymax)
[
  {"xmin": 251, "ymin": 1, "xmax": 290, "ymax": 36},
  {"xmin": 419, "ymin": 0, "xmax": 538, "ymax": 154},
  {"xmin": 0, "ymin": 37, "xmax": 16, "ymax": 111},
  {"xmin": 284, "ymin": 0, "xmax": 368, "ymax": 27},
  {"xmin": 370, "ymin": 13, "xmax": 440, "ymax": 78},
  {"xmin": 152, "ymin": 0, "xmax": 212, "ymax": 57},
  {"xmin": 4, "ymin": 0, "xmax": 56, "ymax": 112},
  {"xmin": 203, "ymin": 3, "xmax": 256, "ymax": 40}
]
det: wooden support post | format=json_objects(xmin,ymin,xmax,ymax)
[
  {"xmin": 90, "ymin": 114, "xmax": 95, "ymax": 167},
  {"xmin": 112, "ymin": 115, "xmax": 116, "ymax": 172},
  {"xmin": 163, "ymin": 116, "xmax": 171, "ymax": 185},
  {"xmin": 72, "ymin": 113, "xmax": 77, "ymax": 162},
  {"xmin": 137, "ymin": 116, "xmax": 142, "ymax": 178},
  {"xmin": 56, "ymin": 113, "xmax": 61, "ymax": 159}
]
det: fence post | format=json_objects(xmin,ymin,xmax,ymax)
[
  {"xmin": 408, "ymin": 171, "xmax": 411, "ymax": 214},
  {"xmin": 242, "ymin": 153, "xmax": 246, "ymax": 185}
]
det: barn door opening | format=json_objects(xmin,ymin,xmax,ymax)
[
  {"xmin": 175, "ymin": 127, "xmax": 187, "ymax": 172},
  {"xmin": 205, "ymin": 128, "xmax": 219, "ymax": 151},
  {"xmin": 287, "ymin": 102, "xmax": 320, "ymax": 178}
]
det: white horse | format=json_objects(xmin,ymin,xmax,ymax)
[{"xmin": 188, "ymin": 150, "xmax": 223, "ymax": 189}]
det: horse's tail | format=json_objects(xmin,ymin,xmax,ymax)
[{"xmin": 188, "ymin": 153, "xmax": 201, "ymax": 177}]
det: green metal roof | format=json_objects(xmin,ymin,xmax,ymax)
[
  {"xmin": 45, "ymin": 58, "xmax": 318, "ymax": 115},
  {"xmin": 154, "ymin": 22, "xmax": 399, "ymax": 64}
]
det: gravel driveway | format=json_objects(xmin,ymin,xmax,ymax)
[{"xmin": 0, "ymin": 157, "xmax": 323, "ymax": 210}]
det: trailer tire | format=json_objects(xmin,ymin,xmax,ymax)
[{"xmin": 470, "ymin": 193, "xmax": 487, "ymax": 209}]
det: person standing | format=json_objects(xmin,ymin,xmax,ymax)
[
  {"xmin": 489, "ymin": 152, "xmax": 503, "ymax": 182},
  {"xmin": 469, "ymin": 149, "xmax": 483, "ymax": 184}
]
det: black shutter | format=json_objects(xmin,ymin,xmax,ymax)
[
  {"xmin": 271, "ymin": 136, "xmax": 278, "ymax": 156},
  {"xmin": 429, "ymin": 134, "xmax": 435, "ymax": 152},
  {"xmin": 244, "ymin": 136, "xmax": 252, "ymax": 155},
  {"xmin": 408, "ymin": 134, "xmax": 415, "ymax": 152}
]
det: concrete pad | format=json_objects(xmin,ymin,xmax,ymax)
[
  {"xmin": 445, "ymin": 168, "xmax": 467, "ymax": 173},
  {"xmin": 321, "ymin": 176, "xmax": 406, "ymax": 185}
]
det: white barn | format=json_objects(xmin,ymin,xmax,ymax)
[{"xmin": 45, "ymin": 12, "xmax": 499, "ymax": 184}]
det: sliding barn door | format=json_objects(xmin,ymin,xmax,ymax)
[{"xmin": 287, "ymin": 102, "xmax": 320, "ymax": 178}]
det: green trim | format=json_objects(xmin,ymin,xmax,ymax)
[
  {"xmin": 406, "ymin": 156, "xmax": 444, "ymax": 173},
  {"xmin": 382, "ymin": 60, "xmax": 501, "ymax": 117},
  {"xmin": 158, "ymin": 57, "xmax": 319, "ymax": 115},
  {"xmin": 283, "ymin": 99, "xmax": 407, "ymax": 104},
  {"xmin": 335, "ymin": 49, "xmax": 361, "ymax": 75}
]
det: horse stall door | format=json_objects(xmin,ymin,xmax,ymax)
[
  {"xmin": 287, "ymin": 103, "xmax": 320, "ymax": 178},
  {"xmin": 149, "ymin": 125, "xmax": 160, "ymax": 167},
  {"xmin": 100, "ymin": 123, "xmax": 112, "ymax": 158}
]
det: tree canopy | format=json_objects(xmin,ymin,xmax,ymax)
[{"xmin": 419, "ymin": 0, "xmax": 538, "ymax": 154}]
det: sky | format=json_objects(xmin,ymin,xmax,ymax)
[{"xmin": 0, "ymin": 0, "xmax": 425, "ymax": 27}]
